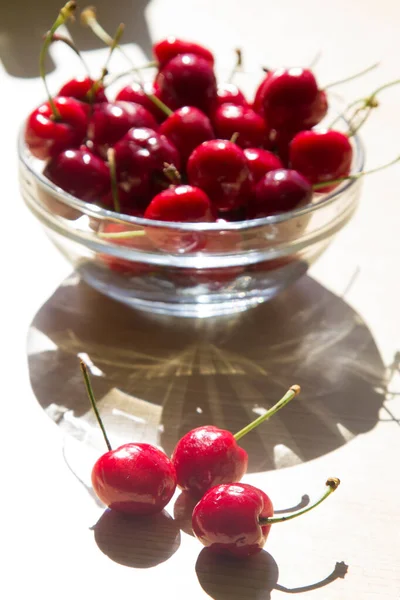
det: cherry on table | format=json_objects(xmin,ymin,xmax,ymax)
[
  {"xmin": 80, "ymin": 360, "xmax": 176, "ymax": 514},
  {"xmin": 212, "ymin": 103, "xmax": 268, "ymax": 148},
  {"xmin": 187, "ymin": 139, "xmax": 252, "ymax": 212},
  {"xmin": 249, "ymin": 169, "xmax": 313, "ymax": 218},
  {"xmin": 244, "ymin": 147, "xmax": 283, "ymax": 182},
  {"xmin": 153, "ymin": 37, "xmax": 214, "ymax": 69},
  {"xmin": 171, "ymin": 385, "xmax": 300, "ymax": 497},
  {"xmin": 159, "ymin": 106, "xmax": 215, "ymax": 163},
  {"xmin": 156, "ymin": 53, "xmax": 217, "ymax": 114},
  {"xmin": 216, "ymin": 82, "xmax": 248, "ymax": 107},
  {"xmin": 192, "ymin": 478, "xmax": 340, "ymax": 557},
  {"xmin": 44, "ymin": 147, "xmax": 110, "ymax": 202},
  {"xmin": 59, "ymin": 76, "xmax": 107, "ymax": 104}
]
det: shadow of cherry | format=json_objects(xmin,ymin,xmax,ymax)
[
  {"xmin": 93, "ymin": 508, "xmax": 180, "ymax": 568},
  {"xmin": 173, "ymin": 491, "xmax": 198, "ymax": 537}
]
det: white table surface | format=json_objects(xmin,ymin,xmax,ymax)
[{"xmin": 1, "ymin": 1, "xmax": 400, "ymax": 598}]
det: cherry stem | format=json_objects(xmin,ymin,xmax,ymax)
[
  {"xmin": 309, "ymin": 50, "xmax": 322, "ymax": 69},
  {"xmin": 323, "ymin": 62, "xmax": 380, "ymax": 90},
  {"xmin": 144, "ymin": 90, "xmax": 173, "ymax": 117},
  {"xmin": 312, "ymin": 155, "xmax": 400, "ymax": 191},
  {"xmin": 81, "ymin": 6, "xmax": 134, "ymax": 66},
  {"xmin": 39, "ymin": 1, "xmax": 77, "ymax": 120},
  {"xmin": 80, "ymin": 359, "xmax": 112, "ymax": 451},
  {"xmin": 99, "ymin": 229, "xmax": 145, "ymax": 239},
  {"xmin": 233, "ymin": 385, "xmax": 300, "ymax": 442},
  {"xmin": 228, "ymin": 48, "xmax": 243, "ymax": 83},
  {"xmin": 49, "ymin": 33, "xmax": 91, "ymax": 76},
  {"xmin": 230, "ymin": 132, "xmax": 240, "ymax": 144},
  {"xmin": 163, "ymin": 162, "xmax": 182, "ymax": 185},
  {"xmin": 107, "ymin": 148, "xmax": 121, "ymax": 213},
  {"xmin": 105, "ymin": 62, "xmax": 158, "ymax": 86},
  {"xmin": 259, "ymin": 478, "xmax": 340, "ymax": 525}
]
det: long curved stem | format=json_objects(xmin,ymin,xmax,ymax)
[
  {"xmin": 228, "ymin": 48, "xmax": 243, "ymax": 83},
  {"xmin": 233, "ymin": 385, "xmax": 300, "ymax": 442},
  {"xmin": 50, "ymin": 33, "xmax": 91, "ymax": 75},
  {"xmin": 323, "ymin": 62, "xmax": 380, "ymax": 90},
  {"xmin": 313, "ymin": 155, "xmax": 400, "ymax": 191},
  {"xmin": 80, "ymin": 360, "xmax": 112, "ymax": 451},
  {"xmin": 259, "ymin": 478, "xmax": 340, "ymax": 525}
]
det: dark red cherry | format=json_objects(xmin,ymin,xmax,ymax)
[
  {"xmin": 156, "ymin": 54, "xmax": 217, "ymax": 114},
  {"xmin": 25, "ymin": 97, "xmax": 89, "ymax": 160},
  {"xmin": 289, "ymin": 129, "xmax": 353, "ymax": 192},
  {"xmin": 159, "ymin": 106, "xmax": 214, "ymax": 163},
  {"xmin": 254, "ymin": 68, "xmax": 328, "ymax": 130},
  {"xmin": 244, "ymin": 147, "xmax": 283, "ymax": 182},
  {"xmin": 187, "ymin": 140, "xmax": 252, "ymax": 211},
  {"xmin": 153, "ymin": 37, "xmax": 214, "ymax": 68},
  {"xmin": 250, "ymin": 169, "xmax": 312, "ymax": 218},
  {"xmin": 212, "ymin": 103, "xmax": 268, "ymax": 148},
  {"xmin": 44, "ymin": 147, "xmax": 110, "ymax": 202},
  {"xmin": 216, "ymin": 83, "xmax": 248, "ymax": 107},
  {"xmin": 87, "ymin": 101, "xmax": 158, "ymax": 158},
  {"xmin": 58, "ymin": 76, "xmax": 107, "ymax": 104},
  {"xmin": 115, "ymin": 81, "xmax": 166, "ymax": 122}
]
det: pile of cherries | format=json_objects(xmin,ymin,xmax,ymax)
[
  {"xmin": 25, "ymin": 1, "xmax": 377, "ymax": 241},
  {"xmin": 81, "ymin": 359, "xmax": 340, "ymax": 558}
]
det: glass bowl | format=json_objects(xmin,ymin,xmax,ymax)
[{"xmin": 18, "ymin": 97, "xmax": 364, "ymax": 318}]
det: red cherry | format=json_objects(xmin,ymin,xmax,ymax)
[
  {"xmin": 216, "ymin": 83, "xmax": 248, "ymax": 107},
  {"xmin": 153, "ymin": 37, "xmax": 214, "ymax": 69},
  {"xmin": 25, "ymin": 97, "xmax": 88, "ymax": 160},
  {"xmin": 92, "ymin": 442, "xmax": 177, "ymax": 515},
  {"xmin": 87, "ymin": 102, "xmax": 158, "ymax": 158},
  {"xmin": 244, "ymin": 147, "xmax": 283, "ymax": 182},
  {"xmin": 187, "ymin": 140, "xmax": 252, "ymax": 211},
  {"xmin": 192, "ymin": 483, "xmax": 273, "ymax": 557},
  {"xmin": 116, "ymin": 81, "xmax": 166, "ymax": 122},
  {"xmin": 250, "ymin": 169, "xmax": 313, "ymax": 218},
  {"xmin": 171, "ymin": 386, "xmax": 299, "ymax": 497},
  {"xmin": 212, "ymin": 103, "xmax": 268, "ymax": 148},
  {"xmin": 254, "ymin": 68, "xmax": 328, "ymax": 131},
  {"xmin": 44, "ymin": 147, "xmax": 110, "ymax": 202},
  {"xmin": 289, "ymin": 129, "xmax": 353, "ymax": 192},
  {"xmin": 159, "ymin": 106, "xmax": 214, "ymax": 163},
  {"xmin": 58, "ymin": 76, "xmax": 107, "ymax": 104},
  {"xmin": 156, "ymin": 54, "xmax": 217, "ymax": 114}
]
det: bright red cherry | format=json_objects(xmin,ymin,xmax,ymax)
[
  {"xmin": 192, "ymin": 478, "xmax": 340, "ymax": 557},
  {"xmin": 59, "ymin": 76, "xmax": 107, "ymax": 104},
  {"xmin": 244, "ymin": 148, "xmax": 283, "ymax": 182},
  {"xmin": 250, "ymin": 169, "xmax": 313, "ymax": 218},
  {"xmin": 156, "ymin": 54, "xmax": 217, "ymax": 114},
  {"xmin": 44, "ymin": 147, "xmax": 110, "ymax": 202},
  {"xmin": 87, "ymin": 101, "xmax": 158, "ymax": 158},
  {"xmin": 289, "ymin": 129, "xmax": 353, "ymax": 192},
  {"xmin": 212, "ymin": 103, "xmax": 268, "ymax": 148},
  {"xmin": 80, "ymin": 360, "xmax": 176, "ymax": 515},
  {"xmin": 187, "ymin": 140, "xmax": 252, "ymax": 211},
  {"xmin": 171, "ymin": 386, "xmax": 299, "ymax": 497},
  {"xmin": 153, "ymin": 37, "xmax": 214, "ymax": 69},
  {"xmin": 254, "ymin": 68, "xmax": 328, "ymax": 131},
  {"xmin": 216, "ymin": 83, "xmax": 248, "ymax": 107},
  {"xmin": 116, "ymin": 81, "xmax": 166, "ymax": 122},
  {"xmin": 159, "ymin": 107, "xmax": 214, "ymax": 163},
  {"xmin": 25, "ymin": 97, "xmax": 88, "ymax": 160}
]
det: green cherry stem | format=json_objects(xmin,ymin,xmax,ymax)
[
  {"xmin": 312, "ymin": 155, "xmax": 400, "ymax": 191},
  {"xmin": 259, "ymin": 478, "xmax": 340, "ymax": 525},
  {"xmin": 49, "ymin": 33, "xmax": 91, "ymax": 75},
  {"xmin": 309, "ymin": 49, "xmax": 322, "ymax": 69},
  {"xmin": 80, "ymin": 359, "xmax": 112, "ymax": 451},
  {"xmin": 100, "ymin": 229, "xmax": 145, "ymax": 239},
  {"xmin": 107, "ymin": 148, "xmax": 121, "ymax": 213},
  {"xmin": 233, "ymin": 384, "xmax": 300, "ymax": 442},
  {"xmin": 39, "ymin": 1, "xmax": 77, "ymax": 120},
  {"xmin": 144, "ymin": 91, "xmax": 173, "ymax": 117},
  {"xmin": 228, "ymin": 48, "xmax": 243, "ymax": 83},
  {"xmin": 323, "ymin": 62, "xmax": 380, "ymax": 90}
]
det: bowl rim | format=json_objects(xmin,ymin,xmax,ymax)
[{"xmin": 18, "ymin": 118, "xmax": 365, "ymax": 233}]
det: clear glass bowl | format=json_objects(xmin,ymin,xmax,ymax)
[{"xmin": 18, "ymin": 98, "xmax": 364, "ymax": 318}]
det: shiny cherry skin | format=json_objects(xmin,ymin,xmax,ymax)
[
  {"xmin": 58, "ymin": 76, "xmax": 107, "ymax": 104},
  {"xmin": 25, "ymin": 97, "xmax": 89, "ymax": 160},
  {"xmin": 87, "ymin": 101, "xmax": 158, "ymax": 158},
  {"xmin": 249, "ymin": 168, "xmax": 312, "ymax": 218},
  {"xmin": 216, "ymin": 83, "xmax": 248, "ymax": 107},
  {"xmin": 212, "ymin": 103, "xmax": 268, "ymax": 148},
  {"xmin": 44, "ymin": 147, "xmax": 110, "ymax": 202},
  {"xmin": 159, "ymin": 106, "xmax": 214, "ymax": 163},
  {"xmin": 116, "ymin": 81, "xmax": 166, "ymax": 122},
  {"xmin": 91, "ymin": 442, "xmax": 177, "ymax": 515},
  {"xmin": 187, "ymin": 140, "xmax": 252, "ymax": 211},
  {"xmin": 153, "ymin": 37, "xmax": 214, "ymax": 68},
  {"xmin": 156, "ymin": 54, "xmax": 217, "ymax": 114},
  {"xmin": 171, "ymin": 426, "xmax": 248, "ymax": 498},
  {"xmin": 244, "ymin": 147, "xmax": 283, "ymax": 182},
  {"xmin": 192, "ymin": 483, "xmax": 274, "ymax": 557},
  {"xmin": 289, "ymin": 129, "xmax": 353, "ymax": 192},
  {"xmin": 254, "ymin": 68, "xmax": 328, "ymax": 131}
]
